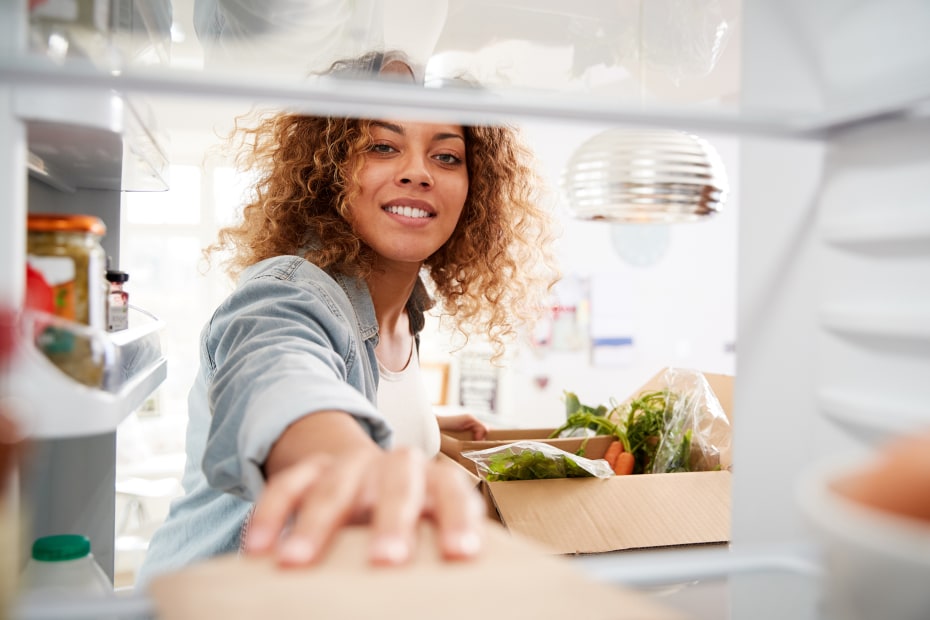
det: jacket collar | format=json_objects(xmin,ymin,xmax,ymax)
[{"xmin": 330, "ymin": 270, "xmax": 430, "ymax": 342}]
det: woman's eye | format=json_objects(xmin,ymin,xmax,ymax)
[
  {"xmin": 435, "ymin": 153, "xmax": 462, "ymax": 165},
  {"xmin": 370, "ymin": 143, "xmax": 396, "ymax": 154}
]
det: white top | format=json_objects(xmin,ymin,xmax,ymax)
[{"xmin": 376, "ymin": 342, "xmax": 441, "ymax": 457}]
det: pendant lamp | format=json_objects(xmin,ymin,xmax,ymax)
[{"xmin": 561, "ymin": 128, "xmax": 729, "ymax": 223}]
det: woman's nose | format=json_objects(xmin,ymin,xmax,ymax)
[{"xmin": 397, "ymin": 156, "xmax": 433, "ymax": 188}]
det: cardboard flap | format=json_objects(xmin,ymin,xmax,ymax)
[
  {"xmin": 701, "ymin": 372, "xmax": 734, "ymax": 421},
  {"xmin": 147, "ymin": 521, "xmax": 687, "ymax": 620},
  {"xmin": 488, "ymin": 470, "xmax": 732, "ymax": 554}
]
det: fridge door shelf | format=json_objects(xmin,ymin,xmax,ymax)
[
  {"xmin": 817, "ymin": 388, "xmax": 928, "ymax": 448},
  {"xmin": 12, "ymin": 590, "xmax": 156, "ymax": 620},
  {"xmin": 16, "ymin": 79, "xmax": 169, "ymax": 192},
  {"xmin": 820, "ymin": 304, "xmax": 930, "ymax": 342},
  {"xmin": 821, "ymin": 211, "xmax": 930, "ymax": 250},
  {"xmin": 9, "ymin": 305, "xmax": 167, "ymax": 439}
]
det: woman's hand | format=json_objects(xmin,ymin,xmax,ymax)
[
  {"xmin": 244, "ymin": 412, "xmax": 484, "ymax": 567},
  {"xmin": 436, "ymin": 413, "xmax": 489, "ymax": 440}
]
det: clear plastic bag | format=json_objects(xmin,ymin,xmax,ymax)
[
  {"xmin": 462, "ymin": 441, "xmax": 615, "ymax": 482},
  {"xmin": 615, "ymin": 367, "xmax": 732, "ymax": 474}
]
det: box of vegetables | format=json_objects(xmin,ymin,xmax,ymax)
[{"xmin": 454, "ymin": 368, "xmax": 735, "ymax": 555}]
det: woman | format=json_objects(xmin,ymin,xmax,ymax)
[{"xmin": 137, "ymin": 51, "xmax": 557, "ymax": 584}]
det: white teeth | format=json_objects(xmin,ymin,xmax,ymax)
[{"xmin": 385, "ymin": 205, "xmax": 431, "ymax": 218}]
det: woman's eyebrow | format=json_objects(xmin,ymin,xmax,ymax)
[
  {"xmin": 434, "ymin": 131, "xmax": 465, "ymax": 144},
  {"xmin": 372, "ymin": 121, "xmax": 404, "ymax": 135},
  {"xmin": 371, "ymin": 121, "xmax": 464, "ymax": 144}
]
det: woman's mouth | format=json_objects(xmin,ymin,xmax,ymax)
[{"xmin": 383, "ymin": 205, "xmax": 434, "ymax": 219}]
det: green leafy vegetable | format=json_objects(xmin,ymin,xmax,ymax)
[
  {"xmin": 550, "ymin": 391, "xmax": 628, "ymax": 450},
  {"xmin": 622, "ymin": 389, "xmax": 676, "ymax": 474},
  {"xmin": 552, "ymin": 388, "xmax": 695, "ymax": 475},
  {"xmin": 663, "ymin": 428, "xmax": 693, "ymax": 473},
  {"xmin": 481, "ymin": 447, "xmax": 599, "ymax": 481}
]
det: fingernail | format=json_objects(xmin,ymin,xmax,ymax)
[
  {"xmin": 445, "ymin": 531, "xmax": 481, "ymax": 557},
  {"xmin": 279, "ymin": 537, "xmax": 315, "ymax": 564},
  {"xmin": 371, "ymin": 535, "xmax": 409, "ymax": 565}
]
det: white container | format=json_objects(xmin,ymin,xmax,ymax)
[
  {"xmin": 20, "ymin": 534, "xmax": 112, "ymax": 598},
  {"xmin": 797, "ymin": 459, "xmax": 930, "ymax": 620}
]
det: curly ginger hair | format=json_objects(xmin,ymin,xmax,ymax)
[{"xmin": 208, "ymin": 58, "xmax": 559, "ymax": 360}]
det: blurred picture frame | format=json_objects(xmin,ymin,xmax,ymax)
[{"xmin": 420, "ymin": 361, "xmax": 450, "ymax": 406}]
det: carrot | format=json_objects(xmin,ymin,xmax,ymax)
[
  {"xmin": 613, "ymin": 451, "xmax": 635, "ymax": 476},
  {"xmin": 603, "ymin": 440, "xmax": 623, "ymax": 469}
]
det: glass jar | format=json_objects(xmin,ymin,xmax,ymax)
[
  {"xmin": 27, "ymin": 214, "xmax": 107, "ymax": 329},
  {"xmin": 27, "ymin": 214, "xmax": 108, "ymax": 387}
]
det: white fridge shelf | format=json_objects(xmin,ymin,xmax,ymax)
[
  {"xmin": 2, "ymin": 54, "xmax": 929, "ymax": 141},
  {"xmin": 9, "ymin": 305, "xmax": 167, "ymax": 439}
]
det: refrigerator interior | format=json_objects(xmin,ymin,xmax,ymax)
[{"xmin": 1, "ymin": 0, "xmax": 929, "ymax": 618}]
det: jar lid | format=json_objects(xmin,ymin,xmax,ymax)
[
  {"xmin": 31, "ymin": 534, "xmax": 92, "ymax": 562},
  {"xmin": 106, "ymin": 270, "xmax": 129, "ymax": 283},
  {"xmin": 27, "ymin": 214, "xmax": 106, "ymax": 237}
]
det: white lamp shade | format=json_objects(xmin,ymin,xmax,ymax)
[{"xmin": 561, "ymin": 129, "xmax": 729, "ymax": 223}]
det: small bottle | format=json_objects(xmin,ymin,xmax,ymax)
[
  {"xmin": 105, "ymin": 269, "xmax": 130, "ymax": 332},
  {"xmin": 20, "ymin": 534, "xmax": 112, "ymax": 599}
]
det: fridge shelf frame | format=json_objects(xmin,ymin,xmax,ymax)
[
  {"xmin": 10, "ymin": 305, "xmax": 167, "ymax": 439},
  {"xmin": 1, "ymin": 53, "xmax": 928, "ymax": 143}
]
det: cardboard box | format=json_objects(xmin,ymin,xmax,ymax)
[{"xmin": 453, "ymin": 368, "xmax": 735, "ymax": 555}]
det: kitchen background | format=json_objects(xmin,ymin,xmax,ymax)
[{"xmin": 108, "ymin": 0, "xmax": 741, "ymax": 587}]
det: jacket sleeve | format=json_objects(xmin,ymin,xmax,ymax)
[{"xmin": 199, "ymin": 271, "xmax": 390, "ymax": 501}]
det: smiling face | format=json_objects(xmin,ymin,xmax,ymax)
[{"xmin": 348, "ymin": 120, "xmax": 469, "ymax": 269}]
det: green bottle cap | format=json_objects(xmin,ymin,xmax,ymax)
[{"xmin": 31, "ymin": 534, "xmax": 92, "ymax": 562}]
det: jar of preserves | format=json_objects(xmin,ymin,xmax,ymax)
[
  {"xmin": 27, "ymin": 214, "xmax": 107, "ymax": 329},
  {"xmin": 27, "ymin": 214, "xmax": 108, "ymax": 387}
]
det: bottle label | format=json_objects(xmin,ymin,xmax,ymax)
[
  {"xmin": 27, "ymin": 255, "xmax": 76, "ymax": 321},
  {"xmin": 107, "ymin": 302, "xmax": 129, "ymax": 332}
]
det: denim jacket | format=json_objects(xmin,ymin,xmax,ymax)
[{"xmin": 137, "ymin": 255, "xmax": 427, "ymax": 585}]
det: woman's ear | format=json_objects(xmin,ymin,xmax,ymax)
[{"xmin": 379, "ymin": 59, "xmax": 416, "ymax": 83}]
